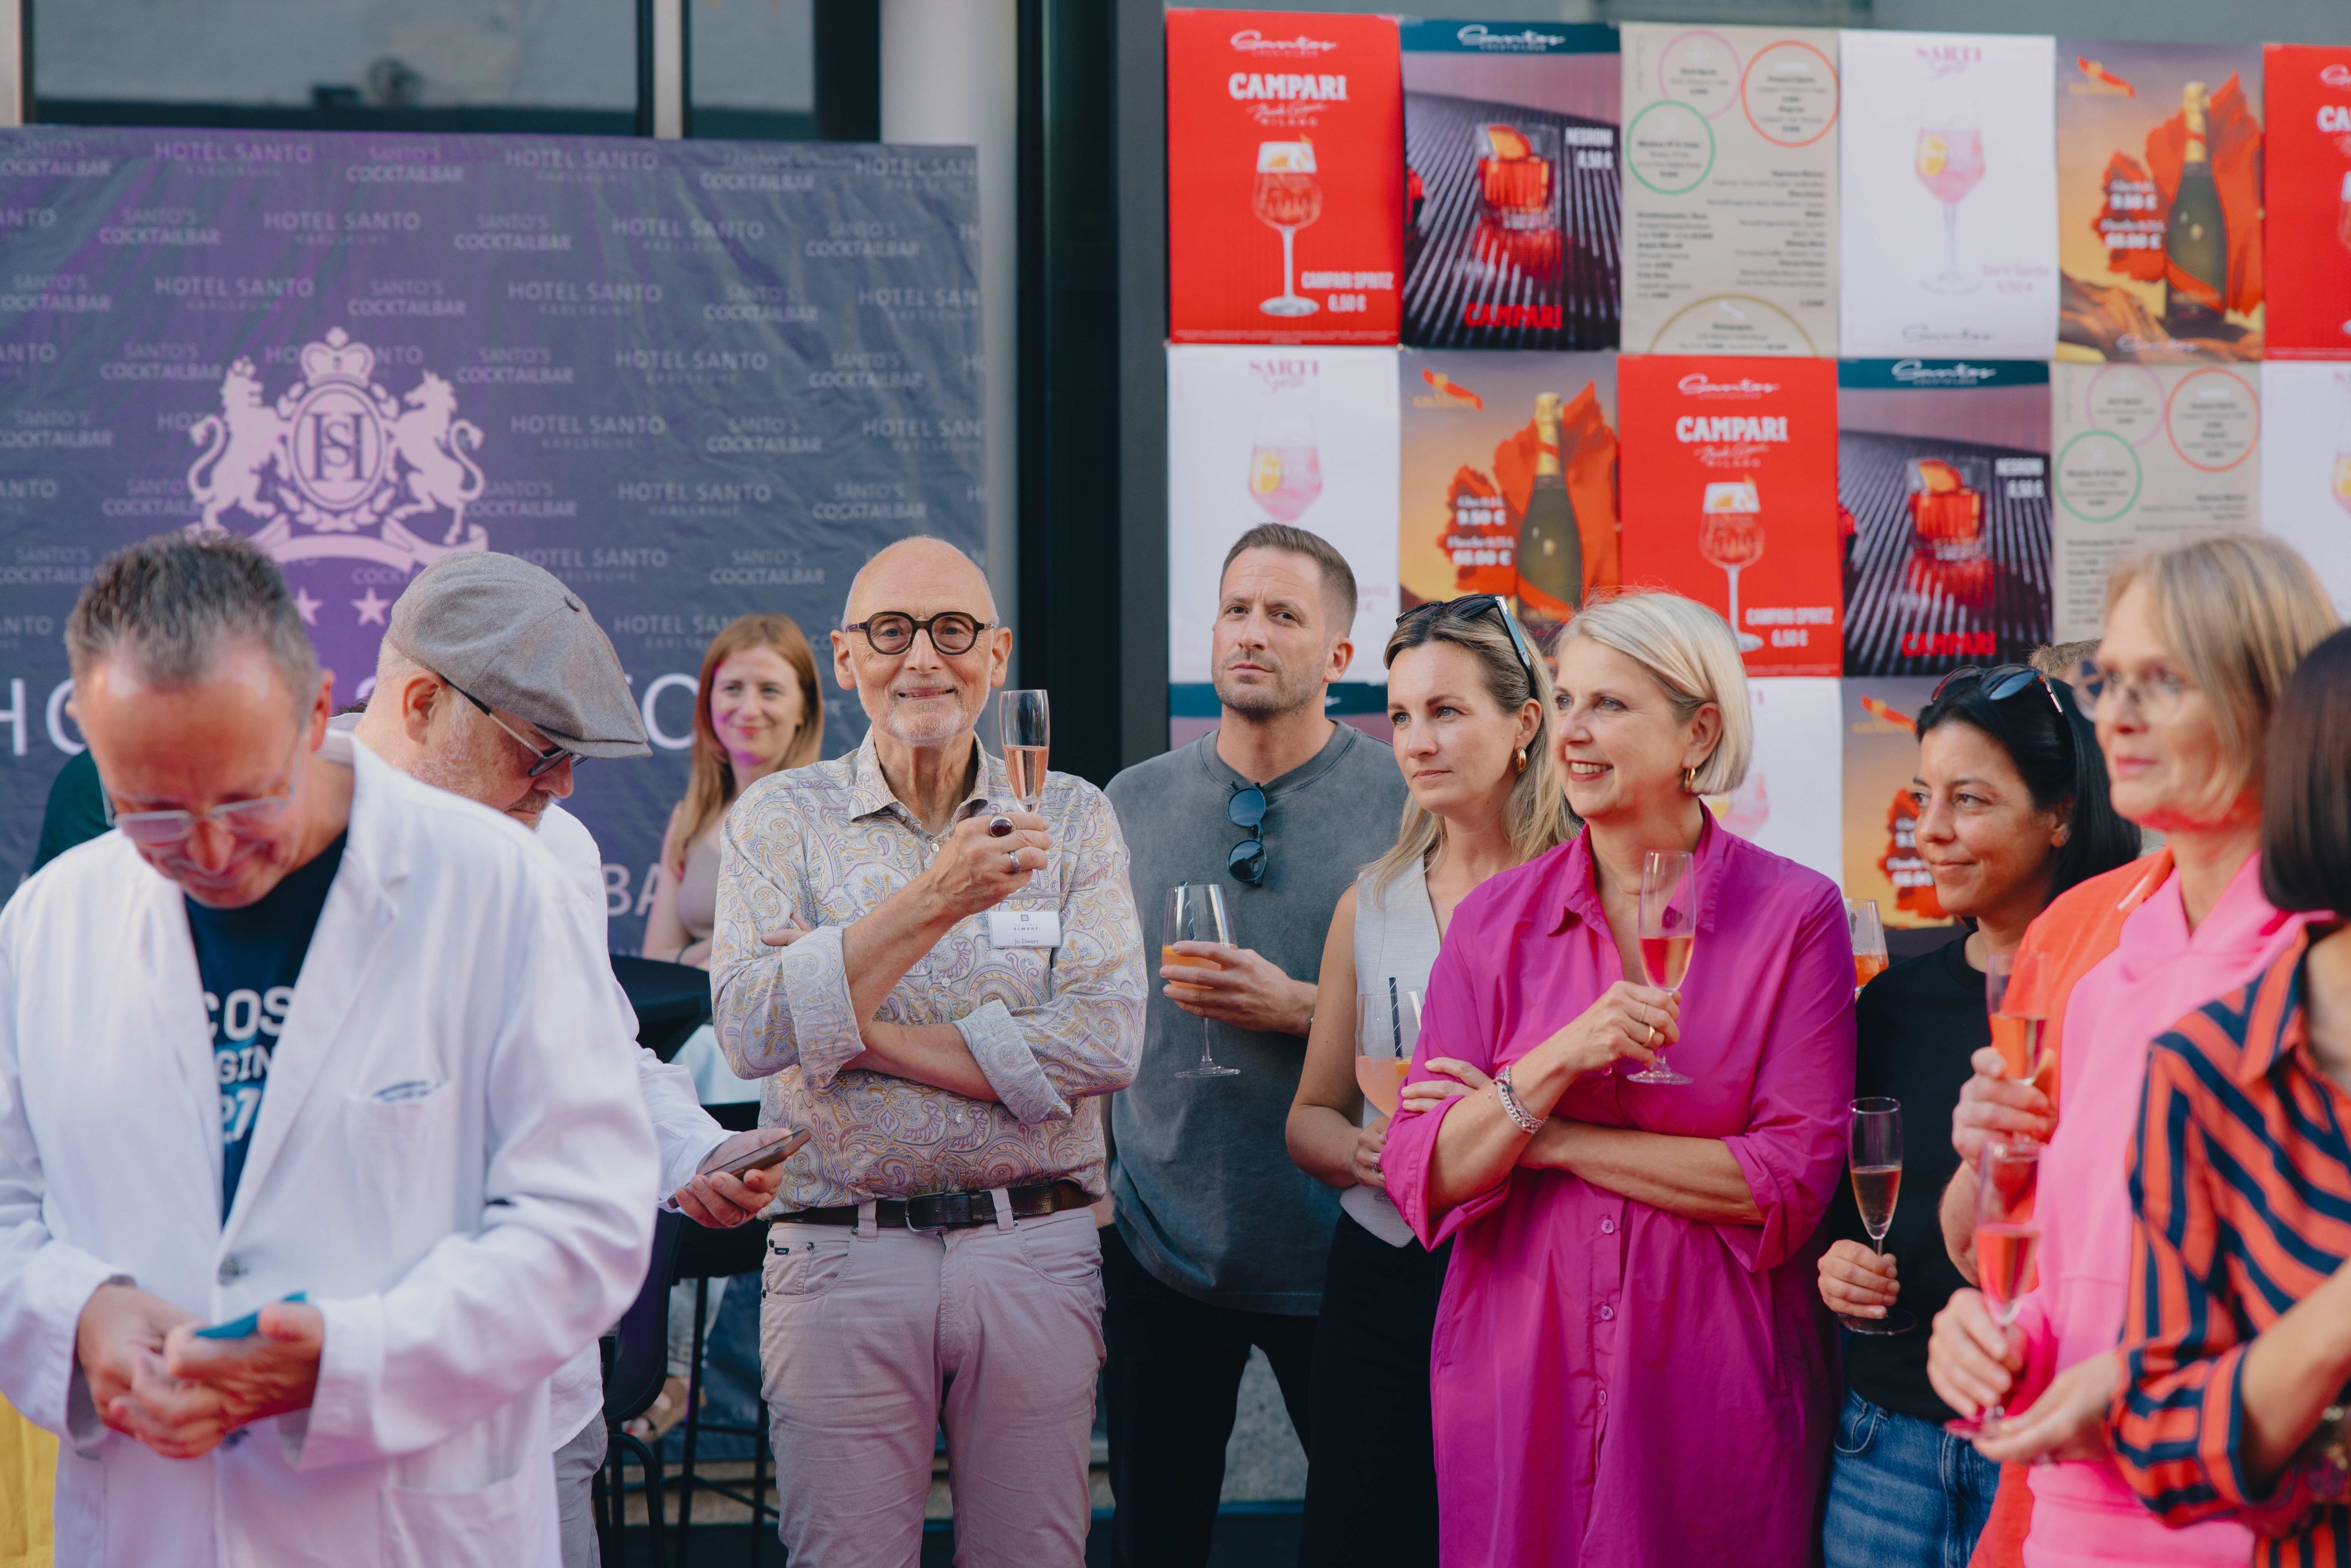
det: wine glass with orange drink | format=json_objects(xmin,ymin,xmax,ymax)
[{"xmin": 1165, "ymin": 883, "xmax": 1240, "ymax": 1079}]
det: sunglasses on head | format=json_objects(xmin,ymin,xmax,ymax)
[
  {"xmin": 1395, "ymin": 594, "xmax": 1541, "ymax": 694},
  {"xmin": 1930, "ymin": 664, "xmax": 2065, "ymax": 716}
]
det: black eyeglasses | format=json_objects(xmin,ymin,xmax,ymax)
[
  {"xmin": 1396, "ymin": 594, "xmax": 1540, "ymax": 695},
  {"xmin": 1931, "ymin": 664, "xmax": 2065, "ymax": 716},
  {"xmin": 843, "ymin": 611, "xmax": 992, "ymax": 657},
  {"xmin": 447, "ymin": 681, "xmax": 581, "ymax": 780},
  {"xmin": 1228, "ymin": 783, "xmax": 1268, "ymax": 887}
]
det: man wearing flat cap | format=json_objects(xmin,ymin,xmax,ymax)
[{"xmin": 348, "ymin": 550, "xmax": 798, "ymax": 1566}]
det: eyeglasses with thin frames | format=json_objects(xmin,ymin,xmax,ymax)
[
  {"xmin": 2081, "ymin": 663, "xmax": 2189, "ymax": 722},
  {"xmin": 444, "ymin": 680, "xmax": 581, "ymax": 780},
  {"xmin": 108, "ymin": 733, "xmax": 306, "ymax": 846}
]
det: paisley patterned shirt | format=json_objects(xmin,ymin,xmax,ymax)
[{"xmin": 711, "ymin": 733, "xmax": 1145, "ymax": 1208}]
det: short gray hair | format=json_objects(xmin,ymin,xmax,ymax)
[
  {"xmin": 1559, "ymin": 591, "xmax": 1753, "ymax": 795},
  {"xmin": 65, "ymin": 532, "xmax": 319, "ymax": 711}
]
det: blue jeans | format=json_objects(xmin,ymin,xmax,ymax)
[{"xmin": 1823, "ymin": 1389, "xmax": 2001, "ymax": 1568}]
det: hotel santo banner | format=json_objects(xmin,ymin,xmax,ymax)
[
  {"xmin": 1618, "ymin": 23, "xmax": 1840, "ymax": 357},
  {"xmin": 1616, "ymin": 356, "xmax": 1842, "ymax": 676},
  {"xmin": 1166, "ymin": 9, "xmax": 1405, "ymax": 345},
  {"xmin": 1837, "ymin": 32, "xmax": 2059, "ymax": 360},
  {"xmin": 2261, "ymin": 45, "xmax": 2351, "ymax": 360},
  {"xmin": 1399, "ymin": 18, "xmax": 1621, "ymax": 351}
]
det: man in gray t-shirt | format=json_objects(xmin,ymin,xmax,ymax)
[{"xmin": 1102, "ymin": 524, "xmax": 1408, "ymax": 1567}]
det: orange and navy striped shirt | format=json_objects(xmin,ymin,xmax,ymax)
[{"xmin": 2114, "ymin": 932, "xmax": 2350, "ymax": 1567}]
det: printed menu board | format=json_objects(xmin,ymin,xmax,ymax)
[
  {"xmin": 2054, "ymin": 41, "xmax": 2265, "ymax": 363},
  {"xmin": 1398, "ymin": 349, "xmax": 1619, "ymax": 648},
  {"xmin": 1712, "ymin": 676, "xmax": 1843, "ymax": 887},
  {"xmin": 2257, "ymin": 363, "xmax": 2351, "ymax": 615},
  {"xmin": 1401, "ymin": 20, "xmax": 1622, "ymax": 350},
  {"xmin": 1619, "ymin": 24, "xmax": 1840, "ymax": 357},
  {"xmin": 1841, "ymin": 676, "xmax": 1950, "ymax": 929},
  {"xmin": 2049, "ymin": 360, "xmax": 2260, "ymax": 641},
  {"xmin": 1838, "ymin": 359, "xmax": 2053, "ymax": 677},
  {"xmin": 1166, "ymin": 10, "xmax": 1404, "ymax": 344},
  {"xmin": 1838, "ymin": 32, "xmax": 2058, "ymax": 360},
  {"xmin": 2262, "ymin": 45, "xmax": 2351, "ymax": 360},
  {"xmin": 1166, "ymin": 345, "xmax": 1400, "ymax": 688},
  {"xmin": 1617, "ymin": 355, "xmax": 1842, "ymax": 675}
]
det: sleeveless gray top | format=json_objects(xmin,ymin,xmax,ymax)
[{"xmin": 1345, "ymin": 857, "xmax": 1444, "ymax": 1248}]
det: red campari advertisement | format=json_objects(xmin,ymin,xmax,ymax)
[
  {"xmin": 2263, "ymin": 45, "xmax": 2351, "ymax": 359},
  {"xmin": 1617, "ymin": 357, "xmax": 1842, "ymax": 676},
  {"xmin": 1166, "ymin": 10, "xmax": 1405, "ymax": 344}
]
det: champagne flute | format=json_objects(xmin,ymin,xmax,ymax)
[
  {"xmin": 1840, "ymin": 1097, "xmax": 1915, "ymax": 1335},
  {"xmin": 1166, "ymin": 883, "xmax": 1240, "ymax": 1079},
  {"xmin": 1847, "ymin": 899, "xmax": 1888, "ymax": 991},
  {"xmin": 1353, "ymin": 980, "xmax": 1422, "ymax": 1120},
  {"xmin": 1947, "ymin": 1139, "xmax": 2041, "ymax": 1436},
  {"xmin": 997, "ymin": 689, "xmax": 1050, "ymax": 810},
  {"xmin": 1625, "ymin": 850, "xmax": 1696, "ymax": 1085},
  {"xmin": 1986, "ymin": 949, "xmax": 2048, "ymax": 1083}
]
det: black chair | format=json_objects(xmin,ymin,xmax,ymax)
[
  {"xmin": 668, "ymin": 1187, "xmax": 778, "ymax": 1565},
  {"xmin": 611, "ymin": 956, "xmax": 714, "ymax": 1063},
  {"xmin": 597, "ymin": 1208, "xmax": 686, "ymax": 1568}
]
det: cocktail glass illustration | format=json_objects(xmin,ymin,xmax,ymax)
[
  {"xmin": 1253, "ymin": 140, "xmax": 1323, "ymax": 319},
  {"xmin": 1699, "ymin": 478, "xmax": 1764, "ymax": 653},
  {"xmin": 2337, "ymin": 171, "xmax": 2351, "ymax": 255},
  {"xmin": 1915, "ymin": 112, "xmax": 1986, "ymax": 294},
  {"xmin": 1906, "ymin": 457, "xmax": 1988, "ymax": 564},
  {"xmin": 1471, "ymin": 122, "xmax": 1562, "ymax": 277},
  {"xmin": 1246, "ymin": 406, "xmax": 1322, "ymax": 523}
]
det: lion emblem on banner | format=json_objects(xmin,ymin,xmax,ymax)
[{"xmin": 184, "ymin": 327, "xmax": 489, "ymax": 571}]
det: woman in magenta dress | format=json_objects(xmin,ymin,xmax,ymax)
[{"xmin": 1384, "ymin": 592, "xmax": 1856, "ymax": 1566}]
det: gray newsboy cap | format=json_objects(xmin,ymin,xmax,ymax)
[{"xmin": 386, "ymin": 552, "xmax": 651, "ymax": 759}]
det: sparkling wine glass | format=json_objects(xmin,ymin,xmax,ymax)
[
  {"xmin": 1353, "ymin": 980, "xmax": 1422, "ymax": 1120},
  {"xmin": 1166, "ymin": 883, "xmax": 1240, "ymax": 1079},
  {"xmin": 1252, "ymin": 140, "xmax": 1322, "ymax": 319},
  {"xmin": 997, "ymin": 689, "xmax": 1050, "ymax": 810},
  {"xmin": 1841, "ymin": 1097, "xmax": 1915, "ymax": 1335},
  {"xmin": 1847, "ymin": 899, "xmax": 1888, "ymax": 991},
  {"xmin": 1626, "ymin": 850, "xmax": 1696, "ymax": 1085},
  {"xmin": 1986, "ymin": 949, "xmax": 2048, "ymax": 1083},
  {"xmin": 1915, "ymin": 110, "xmax": 1986, "ymax": 294},
  {"xmin": 1948, "ymin": 1138, "xmax": 2041, "ymax": 1436},
  {"xmin": 1699, "ymin": 480, "xmax": 1764, "ymax": 653}
]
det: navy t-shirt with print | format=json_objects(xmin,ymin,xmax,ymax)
[{"xmin": 183, "ymin": 833, "xmax": 346, "ymax": 1215}]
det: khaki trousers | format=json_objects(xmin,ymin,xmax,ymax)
[{"xmin": 759, "ymin": 1204, "xmax": 1105, "ymax": 1568}]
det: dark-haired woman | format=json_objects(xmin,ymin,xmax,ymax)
[
  {"xmin": 2110, "ymin": 625, "xmax": 2351, "ymax": 1566},
  {"xmin": 1816, "ymin": 666, "xmax": 2138, "ymax": 1568}
]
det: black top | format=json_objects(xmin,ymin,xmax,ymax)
[{"xmin": 1828, "ymin": 932, "xmax": 1984, "ymax": 1425}]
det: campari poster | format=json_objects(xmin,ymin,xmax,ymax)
[
  {"xmin": 1710, "ymin": 676, "xmax": 1841, "ymax": 886},
  {"xmin": 2054, "ymin": 41, "xmax": 2265, "ymax": 363},
  {"xmin": 1399, "ymin": 19, "xmax": 1619, "ymax": 351},
  {"xmin": 1837, "ymin": 32, "xmax": 2058, "ymax": 360},
  {"xmin": 2261, "ymin": 45, "xmax": 2351, "ymax": 360},
  {"xmin": 2049, "ymin": 360, "xmax": 2260, "ymax": 641},
  {"xmin": 1618, "ymin": 24, "xmax": 1840, "ymax": 357},
  {"xmin": 1166, "ymin": 345, "xmax": 1399, "ymax": 731},
  {"xmin": 1166, "ymin": 9, "xmax": 1403, "ymax": 345},
  {"xmin": 2256, "ymin": 362, "xmax": 2351, "ymax": 615},
  {"xmin": 1837, "ymin": 359, "xmax": 2053, "ymax": 678},
  {"xmin": 1617, "ymin": 355, "xmax": 1841, "ymax": 676},
  {"xmin": 1841, "ymin": 676, "xmax": 1950, "ymax": 929},
  {"xmin": 1397, "ymin": 349, "xmax": 1619, "ymax": 646}
]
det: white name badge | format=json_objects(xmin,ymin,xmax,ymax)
[{"xmin": 988, "ymin": 907, "xmax": 1063, "ymax": 949}]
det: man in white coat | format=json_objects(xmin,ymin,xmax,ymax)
[
  {"xmin": 344, "ymin": 550, "xmax": 795, "ymax": 1563},
  {"xmin": 0, "ymin": 532, "xmax": 659, "ymax": 1567}
]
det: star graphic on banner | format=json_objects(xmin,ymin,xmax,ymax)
[
  {"xmin": 353, "ymin": 587, "xmax": 391, "ymax": 626},
  {"xmin": 292, "ymin": 587, "xmax": 322, "ymax": 626}
]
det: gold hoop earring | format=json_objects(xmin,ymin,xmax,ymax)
[
  {"xmin": 1680, "ymin": 765, "xmax": 1699, "ymax": 795},
  {"xmin": 1513, "ymin": 746, "xmax": 1528, "ymax": 774}
]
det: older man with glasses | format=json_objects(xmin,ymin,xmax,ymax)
[
  {"xmin": 1100, "ymin": 522, "xmax": 1408, "ymax": 1568},
  {"xmin": 711, "ymin": 535, "xmax": 1143, "ymax": 1567}
]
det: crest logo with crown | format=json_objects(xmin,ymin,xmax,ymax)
[{"xmin": 183, "ymin": 327, "xmax": 489, "ymax": 572}]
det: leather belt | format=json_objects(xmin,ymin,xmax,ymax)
[{"xmin": 775, "ymin": 1179, "xmax": 1093, "ymax": 1231}]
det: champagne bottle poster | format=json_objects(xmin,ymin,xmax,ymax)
[
  {"xmin": 1617, "ymin": 355, "xmax": 1843, "ymax": 676},
  {"xmin": 1397, "ymin": 349, "xmax": 1619, "ymax": 647},
  {"xmin": 2260, "ymin": 45, "xmax": 2351, "ymax": 360},
  {"xmin": 1619, "ymin": 24, "xmax": 1840, "ymax": 357},
  {"xmin": 1164, "ymin": 344, "xmax": 1401, "ymax": 711},
  {"xmin": 1837, "ymin": 32, "xmax": 2059, "ymax": 360},
  {"xmin": 1711, "ymin": 677, "xmax": 1842, "ymax": 887},
  {"xmin": 2048, "ymin": 360, "xmax": 2260, "ymax": 642},
  {"xmin": 1399, "ymin": 19, "xmax": 1620, "ymax": 351},
  {"xmin": 1841, "ymin": 677, "xmax": 1952, "ymax": 929},
  {"xmin": 2256, "ymin": 363, "xmax": 2351, "ymax": 616},
  {"xmin": 1838, "ymin": 359, "xmax": 2054, "ymax": 678},
  {"xmin": 1165, "ymin": 10, "xmax": 1404, "ymax": 346},
  {"xmin": 2054, "ymin": 41, "xmax": 2264, "ymax": 363}
]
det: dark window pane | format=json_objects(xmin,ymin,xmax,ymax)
[{"xmin": 690, "ymin": 0, "xmax": 815, "ymax": 140}]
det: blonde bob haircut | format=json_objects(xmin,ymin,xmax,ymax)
[
  {"xmin": 1557, "ymin": 590, "xmax": 1753, "ymax": 797},
  {"xmin": 2101, "ymin": 534, "xmax": 2337, "ymax": 817}
]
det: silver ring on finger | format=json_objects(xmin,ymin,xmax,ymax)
[{"xmin": 1005, "ymin": 850, "xmax": 1020, "ymax": 872}]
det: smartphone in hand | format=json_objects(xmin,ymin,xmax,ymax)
[{"xmin": 709, "ymin": 1127, "xmax": 810, "ymax": 1181}]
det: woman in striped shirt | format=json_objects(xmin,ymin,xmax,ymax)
[{"xmin": 2113, "ymin": 626, "xmax": 2351, "ymax": 1567}]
